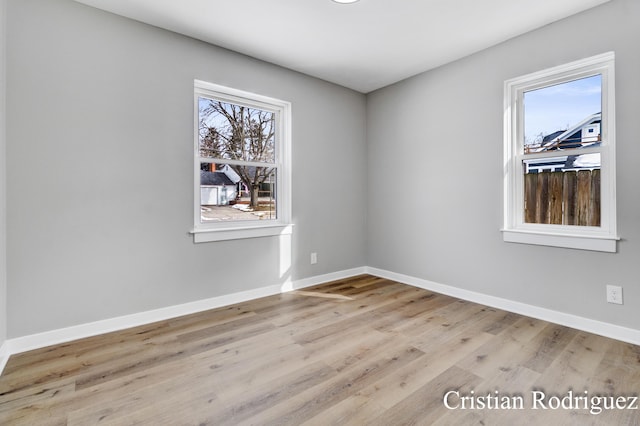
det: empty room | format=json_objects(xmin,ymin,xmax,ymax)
[{"xmin": 0, "ymin": 0, "xmax": 639, "ymax": 424}]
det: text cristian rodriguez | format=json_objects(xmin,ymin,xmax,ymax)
[{"xmin": 443, "ymin": 389, "xmax": 638, "ymax": 415}]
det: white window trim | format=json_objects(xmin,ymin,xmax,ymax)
[
  {"xmin": 502, "ymin": 52, "xmax": 618, "ymax": 252},
  {"xmin": 190, "ymin": 80, "xmax": 292, "ymax": 242}
]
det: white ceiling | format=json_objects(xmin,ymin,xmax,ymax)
[{"xmin": 74, "ymin": 0, "xmax": 611, "ymax": 93}]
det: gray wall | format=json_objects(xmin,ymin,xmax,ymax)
[
  {"xmin": 5, "ymin": 0, "xmax": 367, "ymax": 337},
  {"xmin": 0, "ymin": 0, "xmax": 6, "ymax": 347},
  {"xmin": 367, "ymin": 0, "xmax": 640, "ymax": 329},
  {"xmin": 5, "ymin": 0, "xmax": 639, "ymax": 340}
]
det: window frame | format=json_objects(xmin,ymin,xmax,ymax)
[
  {"xmin": 191, "ymin": 80, "xmax": 292, "ymax": 243},
  {"xmin": 502, "ymin": 52, "xmax": 618, "ymax": 252}
]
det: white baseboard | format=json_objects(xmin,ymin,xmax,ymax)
[
  {"xmin": 2, "ymin": 264, "xmax": 638, "ymax": 377},
  {"xmin": 280, "ymin": 267, "xmax": 367, "ymax": 292},
  {"xmin": 365, "ymin": 266, "xmax": 640, "ymax": 346},
  {"xmin": 0, "ymin": 341, "xmax": 9, "ymax": 376},
  {"xmin": 1, "ymin": 266, "xmax": 367, "ymax": 372}
]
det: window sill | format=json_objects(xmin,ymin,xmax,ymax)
[
  {"xmin": 501, "ymin": 229, "xmax": 618, "ymax": 253},
  {"xmin": 191, "ymin": 223, "xmax": 293, "ymax": 243}
]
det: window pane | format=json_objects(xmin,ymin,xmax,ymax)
[
  {"xmin": 200, "ymin": 162, "xmax": 277, "ymax": 223},
  {"xmin": 523, "ymin": 153, "xmax": 600, "ymax": 226},
  {"xmin": 198, "ymin": 97, "xmax": 275, "ymax": 163},
  {"xmin": 523, "ymin": 75, "xmax": 601, "ymax": 153}
]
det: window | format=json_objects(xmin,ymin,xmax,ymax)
[
  {"xmin": 503, "ymin": 53, "xmax": 617, "ymax": 252},
  {"xmin": 191, "ymin": 81, "xmax": 292, "ymax": 242}
]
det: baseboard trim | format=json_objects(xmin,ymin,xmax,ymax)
[
  {"xmin": 2, "ymin": 267, "xmax": 367, "ymax": 372},
  {"xmin": 0, "ymin": 341, "xmax": 10, "ymax": 376},
  {"xmin": 365, "ymin": 266, "xmax": 640, "ymax": 346},
  {"xmin": 3, "ymin": 265, "xmax": 638, "ymax": 376}
]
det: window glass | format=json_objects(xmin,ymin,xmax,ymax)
[
  {"xmin": 521, "ymin": 75, "xmax": 602, "ymax": 227},
  {"xmin": 198, "ymin": 98, "xmax": 276, "ymax": 163},
  {"xmin": 198, "ymin": 98, "xmax": 278, "ymax": 224},
  {"xmin": 523, "ymin": 75, "xmax": 601, "ymax": 153}
]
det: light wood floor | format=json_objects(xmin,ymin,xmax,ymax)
[{"xmin": 1, "ymin": 275, "xmax": 639, "ymax": 425}]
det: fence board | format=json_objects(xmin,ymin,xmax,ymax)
[
  {"xmin": 563, "ymin": 172, "xmax": 577, "ymax": 225},
  {"xmin": 549, "ymin": 173, "xmax": 564, "ymax": 224},
  {"xmin": 524, "ymin": 173, "xmax": 537, "ymax": 224},
  {"xmin": 576, "ymin": 170, "xmax": 591, "ymax": 226},
  {"xmin": 589, "ymin": 169, "xmax": 601, "ymax": 227},
  {"xmin": 535, "ymin": 172, "xmax": 550, "ymax": 224}
]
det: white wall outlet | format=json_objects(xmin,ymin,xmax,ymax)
[
  {"xmin": 606, "ymin": 285, "xmax": 623, "ymax": 305},
  {"xmin": 310, "ymin": 252, "xmax": 318, "ymax": 265}
]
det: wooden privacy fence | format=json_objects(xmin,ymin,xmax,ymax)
[{"xmin": 524, "ymin": 169, "xmax": 600, "ymax": 226}]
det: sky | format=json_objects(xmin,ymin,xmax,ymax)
[{"xmin": 523, "ymin": 75, "xmax": 601, "ymax": 145}]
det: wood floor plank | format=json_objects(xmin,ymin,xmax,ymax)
[
  {"xmin": 300, "ymin": 394, "xmax": 386, "ymax": 426},
  {"xmin": 533, "ymin": 331, "xmax": 609, "ymax": 391},
  {"xmin": 0, "ymin": 275, "xmax": 638, "ymax": 425},
  {"xmin": 72, "ymin": 321, "xmax": 273, "ymax": 391},
  {"xmin": 201, "ymin": 361, "xmax": 337, "ymax": 425},
  {"xmin": 454, "ymin": 316, "xmax": 547, "ymax": 380},
  {"xmin": 521, "ymin": 323, "xmax": 579, "ymax": 373},
  {"xmin": 370, "ymin": 365, "xmax": 483, "ymax": 426},
  {"xmin": 242, "ymin": 344, "xmax": 426, "ymax": 426},
  {"xmin": 357, "ymin": 327, "xmax": 495, "ymax": 410}
]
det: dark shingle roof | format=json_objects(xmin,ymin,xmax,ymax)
[
  {"xmin": 200, "ymin": 171, "xmax": 235, "ymax": 186},
  {"xmin": 542, "ymin": 130, "xmax": 565, "ymax": 143}
]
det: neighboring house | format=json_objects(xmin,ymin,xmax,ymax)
[
  {"xmin": 228, "ymin": 165, "xmax": 277, "ymax": 195},
  {"xmin": 525, "ymin": 112, "xmax": 601, "ymax": 173},
  {"xmin": 218, "ymin": 164, "xmax": 242, "ymax": 185},
  {"xmin": 200, "ymin": 170, "xmax": 238, "ymax": 206},
  {"xmin": 538, "ymin": 112, "xmax": 601, "ymax": 151},
  {"xmin": 200, "ymin": 164, "xmax": 275, "ymax": 206}
]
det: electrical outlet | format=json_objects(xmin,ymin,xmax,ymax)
[
  {"xmin": 310, "ymin": 252, "xmax": 318, "ymax": 265},
  {"xmin": 606, "ymin": 285, "xmax": 623, "ymax": 305}
]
